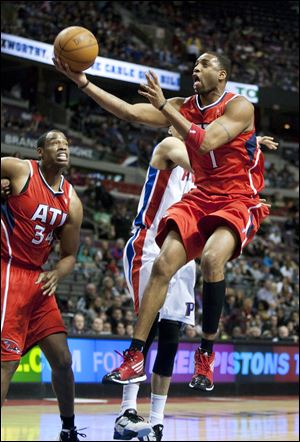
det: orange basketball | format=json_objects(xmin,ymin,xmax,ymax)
[{"xmin": 54, "ymin": 26, "xmax": 99, "ymax": 72}]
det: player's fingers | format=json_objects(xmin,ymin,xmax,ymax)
[
  {"xmin": 138, "ymin": 90, "xmax": 151, "ymax": 100},
  {"xmin": 47, "ymin": 286, "xmax": 57, "ymax": 297},
  {"xmin": 35, "ymin": 273, "xmax": 46, "ymax": 284},
  {"xmin": 42, "ymin": 284, "xmax": 55, "ymax": 296},
  {"xmin": 145, "ymin": 72, "xmax": 156, "ymax": 87},
  {"xmin": 149, "ymin": 70, "xmax": 159, "ymax": 84},
  {"xmin": 52, "ymin": 57, "xmax": 62, "ymax": 70}
]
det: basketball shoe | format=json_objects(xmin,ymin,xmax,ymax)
[
  {"xmin": 138, "ymin": 424, "xmax": 164, "ymax": 441},
  {"xmin": 102, "ymin": 349, "xmax": 146, "ymax": 384},
  {"xmin": 113, "ymin": 408, "xmax": 152, "ymax": 440},
  {"xmin": 189, "ymin": 349, "xmax": 215, "ymax": 391},
  {"xmin": 58, "ymin": 427, "xmax": 86, "ymax": 441}
]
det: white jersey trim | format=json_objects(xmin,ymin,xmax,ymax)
[
  {"xmin": 241, "ymin": 203, "xmax": 262, "ymax": 250},
  {"xmin": 27, "ymin": 160, "xmax": 33, "ymax": 177},
  {"xmin": 1, "ymin": 219, "xmax": 12, "ymax": 332},
  {"xmin": 248, "ymin": 147, "xmax": 261, "ymax": 195},
  {"xmin": 196, "ymin": 91, "xmax": 227, "ymax": 111}
]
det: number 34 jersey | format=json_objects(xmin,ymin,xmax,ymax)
[
  {"xmin": 1, "ymin": 160, "xmax": 73, "ymax": 269},
  {"xmin": 180, "ymin": 91, "xmax": 265, "ymax": 197}
]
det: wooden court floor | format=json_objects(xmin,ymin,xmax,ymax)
[{"xmin": 1, "ymin": 396, "xmax": 299, "ymax": 441}]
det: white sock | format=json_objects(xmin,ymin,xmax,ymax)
[
  {"xmin": 119, "ymin": 384, "xmax": 140, "ymax": 416},
  {"xmin": 149, "ymin": 393, "xmax": 167, "ymax": 426}
]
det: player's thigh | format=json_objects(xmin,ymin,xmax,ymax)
[{"xmin": 201, "ymin": 226, "xmax": 238, "ymax": 268}]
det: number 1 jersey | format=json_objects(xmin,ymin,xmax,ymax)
[
  {"xmin": 180, "ymin": 91, "xmax": 265, "ymax": 196},
  {"xmin": 1, "ymin": 160, "xmax": 73, "ymax": 269}
]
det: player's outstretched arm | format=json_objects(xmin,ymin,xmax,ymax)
[
  {"xmin": 36, "ymin": 191, "xmax": 83, "ymax": 296},
  {"xmin": 53, "ymin": 56, "xmax": 177, "ymax": 128}
]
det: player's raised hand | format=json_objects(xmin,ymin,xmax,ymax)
[
  {"xmin": 257, "ymin": 136, "xmax": 279, "ymax": 150},
  {"xmin": 35, "ymin": 270, "xmax": 60, "ymax": 296},
  {"xmin": 52, "ymin": 56, "xmax": 87, "ymax": 88},
  {"xmin": 259, "ymin": 198, "xmax": 271, "ymax": 209},
  {"xmin": 138, "ymin": 70, "xmax": 167, "ymax": 110}
]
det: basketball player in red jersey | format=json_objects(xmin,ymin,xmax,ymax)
[
  {"xmin": 1, "ymin": 130, "xmax": 85, "ymax": 441},
  {"xmin": 54, "ymin": 53, "xmax": 277, "ymax": 395}
]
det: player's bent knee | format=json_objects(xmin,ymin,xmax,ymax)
[
  {"xmin": 51, "ymin": 350, "xmax": 72, "ymax": 371},
  {"xmin": 201, "ymin": 250, "xmax": 224, "ymax": 275},
  {"xmin": 153, "ymin": 320, "xmax": 181, "ymax": 377},
  {"xmin": 152, "ymin": 254, "xmax": 175, "ymax": 281}
]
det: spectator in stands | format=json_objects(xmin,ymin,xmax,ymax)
[
  {"xmin": 76, "ymin": 282, "xmax": 100, "ymax": 314},
  {"xmin": 102, "ymin": 322, "xmax": 113, "ymax": 335},
  {"xmin": 115, "ymin": 322, "xmax": 126, "ymax": 337},
  {"xmin": 86, "ymin": 296, "xmax": 104, "ymax": 323},
  {"xmin": 70, "ymin": 313, "xmax": 86, "ymax": 335},
  {"xmin": 109, "ymin": 307, "xmax": 124, "ymax": 331},
  {"xmin": 256, "ymin": 280, "xmax": 277, "ymax": 310},
  {"xmin": 247, "ymin": 326, "xmax": 262, "ymax": 339},
  {"xmin": 110, "ymin": 238, "xmax": 125, "ymax": 264},
  {"xmin": 111, "ymin": 205, "xmax": 132, "ymax": 241},
  {"xmin": 77, "ymin": 236, "xmax": 96, "ymax": 263},
  {"xmin": 231, "ymin": 326, "xmax": 244, "ymax": 339},
  {"xmin": 90, "ymin": 317, "xmax": 104, "ymax": 335},
  {"xmin": 125, "ymin": 324, "xmax": 134, "ymax": 337}
]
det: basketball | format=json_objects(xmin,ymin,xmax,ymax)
[{"xmin": 53, "ymin": 26, "xmax": 99, "ymax": 72}]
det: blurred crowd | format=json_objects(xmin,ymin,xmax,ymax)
[{"xmin": 2, "ymin": 0, "xmax": 298, "ymax": 91}]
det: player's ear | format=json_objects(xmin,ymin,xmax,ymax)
[
  {"xmin": 219, "ymin": 69, "xmax": 227, "ymax": 81},
  {"xmin": 36, "ymin": 147, "xmax": 43, "ymax": 159}
]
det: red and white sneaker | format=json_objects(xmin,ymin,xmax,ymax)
[
  {"xmin": 102, "ymin": 349, "xmax": 146, "ymax": 385},
  {"xmin": 189, "ymin": 349, "xmax": 215, "ymax": 391}
]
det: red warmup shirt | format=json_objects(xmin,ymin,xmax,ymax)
[
  {"xmin": 1, "ymin": 160, "xmax": 73, "ymax": 269},
  {"xmin": 180, "ymin": 91, "xmax": 265, "ymax": 196}
]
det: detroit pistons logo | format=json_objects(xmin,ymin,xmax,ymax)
[{"xmin": 2, "ymin": 338, "xmax": 22, "ymax": 354}]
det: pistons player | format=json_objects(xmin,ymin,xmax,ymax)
[
  {"xmin": 1, "ymin": 130, "xmax": 85, "ymax": 441},
  {"xmin": 106, "ymin": 127, "xmax": 196, "ymax": 441}
]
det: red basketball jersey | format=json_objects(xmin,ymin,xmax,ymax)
[
  {"xmin": 1, "ymin": 160, "xmax": 73, "ymax": 269},
  {"xmin": 180, "ymin": 92, "xmax": 265, "ymax": 196}
]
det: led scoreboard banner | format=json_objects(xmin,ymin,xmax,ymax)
[
  {"xmin": 2, "ymin": 33, "xmax": 259, "ymax": 102},
  {"xmin": 12, "ymin": 338, "xmax": 298, "ymax": 384}
]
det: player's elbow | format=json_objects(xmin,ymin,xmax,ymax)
[
  {"xmin": 124, "ymin": 106, "xmax": 141, "ymax": 123},
  {"xmin": 197, "ymin": 138, "xmax": 213, "ymax": 155}
]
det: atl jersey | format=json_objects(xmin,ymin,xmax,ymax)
[
  {"xmin": 132, "ymin": 147, "xmax": 195, "ymax": 235},
  {"xmin": 180, "ymin": 91, "xmax": 265, "ymax": 196},
  {"xmin": 1, "ymin": 160, "xmax": 72, "ymax": 269}
]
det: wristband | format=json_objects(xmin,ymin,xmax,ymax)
[
  {"xmin": 78, "ymin": 80, "xmax": 90, "ymax": 90},
  {"xmin": 159, "ymin": 100, "xmax": 167, "ymax": 111},
  {"xmin": 185, "ymin": 123, "xmax": 205, "ymax": 152}
]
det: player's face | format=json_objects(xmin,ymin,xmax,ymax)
[
  {"xmin": 192, "ymin": 53, "xmax": 225, "ymax": 94},
  {"xmin": 40, "ymin": 132, "xmax": 70, "ymax": 168}
]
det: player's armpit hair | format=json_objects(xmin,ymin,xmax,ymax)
[{"xmin": 213, "ymin": 121, "xmax": 231, "ymax": 142}]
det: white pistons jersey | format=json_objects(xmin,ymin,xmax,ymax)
[{"xmin": 123, "ymin": 158, "xmax": 196, "ymax": 325}]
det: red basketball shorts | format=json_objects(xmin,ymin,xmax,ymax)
[
  {"xmin": 156, "ymin": 188, "xmax": 269, "ymax": 262},
  {"xmin": 1, "ymin": 260, "xmax": 66, "ymax": 361}
]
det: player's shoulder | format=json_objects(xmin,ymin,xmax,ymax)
[
  {"xmin": 69, "ymin": 186, "xmax": 83, "ymax": 215},
  {"xmin": 225, "ymin": 94, "xmax": 254, "ymax": 114},
  {"xmin": 1, "ymin": 156, "xmax": 31, "ymax": 177},
  {"xmin": 169, "ymin": 96, "xmax": 187, "ymax": 110}
]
